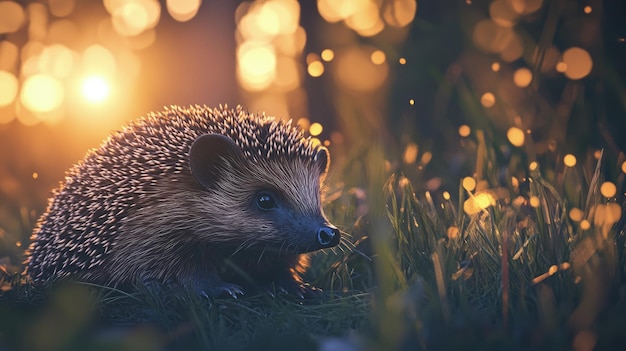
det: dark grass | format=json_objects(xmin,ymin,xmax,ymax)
[{"xmin": 3, "ymin": 146, "xmax": 626, "ymax": 350}]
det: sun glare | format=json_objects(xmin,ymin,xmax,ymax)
[{"xmin": 81, "ymin": 76, "xmax": 110, "ymax": 103}]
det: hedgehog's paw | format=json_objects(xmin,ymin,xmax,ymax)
[
  {"xmin": 190, "ymin": 273, "xmax": 245, "ymax": 299},
  {"xmin": 197, "ymin": 282, "xmax": 244, "ymax": 299},
  {"xmin": 269, "ymin": 279, "xmax": 322, "ymax": 299},
  {"xmin": 214, "ymin": 283, "xmax": 245, "ymax": 299}
]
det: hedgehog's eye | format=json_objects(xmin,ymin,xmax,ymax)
[{"xmin": 256, "ymin": 193, "xmax": 277, "ymax": 211}]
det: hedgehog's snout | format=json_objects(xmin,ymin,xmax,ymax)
[{"xmin": 317, "ymin": 225, "xmax": 340, "ymax": 248}]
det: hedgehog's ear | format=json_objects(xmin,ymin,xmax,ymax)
[
  {"xmin": 189, "ymin": 134, "xmax": 242, "ymax": 189},
  {"xmin": 314, "ymin": 147, "xmax": 330, "ymax": 175}
]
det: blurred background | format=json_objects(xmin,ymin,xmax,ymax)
[{"xmin": 0, "ymin": 0, "xmax": 625, "ymax": 270}]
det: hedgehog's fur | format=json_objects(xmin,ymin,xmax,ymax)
[{"xmin": 25, "ymin": 105, "xmax": 340, "ymax": 297}]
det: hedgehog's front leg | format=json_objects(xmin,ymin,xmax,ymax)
[{"xmin": 189, "ymin": 271, "xmax": 244, "ymax": 298}]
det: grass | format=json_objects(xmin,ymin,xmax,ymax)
[
  {"xmin": 1, "ymin": 122, "xmax": 626, "ymax": 351},
  {"xmin": 4, "ymin": 138, "xmax": 625, "ymax": 351}
]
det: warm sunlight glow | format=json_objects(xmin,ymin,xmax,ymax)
[
  {"xmin": 20, "ymin": 74, "xmax": 64, "ymax": 112},
  {"xmin": 82, "ymin": 45, "xmax": 117, "ymax": 76},
  {"xmin": 335, "ymin": 46, "xmax": 388, "ymax": 92},
  {"xmin": 0, "ymin": 71, "xmax": 18, "ymax": 106},
  {"xmin": 81, "ymin": 76, "xmax": 110, "ymax": 103},
  {"xmin": 237, "ymin": 42, "xmax": 277, "ymax": 90}
]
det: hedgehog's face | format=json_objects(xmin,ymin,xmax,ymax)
[{"xmin": 189, "ymin": 134, "xmax": 340, "ymax": 254}]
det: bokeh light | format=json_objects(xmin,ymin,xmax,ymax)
[
  {"xmin": 0, "ymin": 71, "xmax": 18, "ymax": 107},
  {"xmin": 20, "ymin": 74, "xmax": 64, "ymax": 113},
  {"xmin": 49, "ymin": 0, "xmax": 76, "ymax": 17},
  {"xmin": 236, "ymin": 0, "xmax": 303, "ymax": 98},
  {"xmin": 237, "ymin": 42, "xmax": 277, "ymax": 91},
  {"xmin": 166, "ymin": 0, "xmax": 202, "ymax": 22},
  {"xmin": 473, "ymin": 19, "xmax": 514, "ymax": 54},
  {"xmin": 344, "ymin": 1, "xmax": 384, "ymax": 37},
  {"xmin": 529, "ymin": 196, "xmax": 540, "ymax": 207},
  {"xmin": 489, "ymin": 0, "xmax": 519, "ymax": 28},
  {"xmin": 480, "ymin": 92, "xmax": 496, "ymax": 108},
  {"xmin": 580, "ymin": 219, "xmax": 591, "ymax": 230},
  {"xmin": 562, "ymin": 47, "xmax": 593, "ymax": 80},
  {"xmin": 382, "ymin": 0, "xmax": 417, "ymax": 28},
  {"xmin": 513, "ymin": 67, "xmax": 532, "ymax": 87},
  {"xmin": 506, "ymin": 127, "xmax": 525, "ymax": 147},
  {"xmin": 403, "ymin": 142, "xmax": 418, "ymax": 164},
  {"xmin": 458, "ymin": 125, "xmax": 471, "ymax": 137},
  {"xmin": 563, "ymin": 154, "xmax": 577, "ymax": 167},
  {"xmin": 106, "ymin": 0, "xmax": 161, "ymax": 37},
  {"xmin": 0, "ymin": 1, "xmax": 25, "ymax": 34},
  {"xmin": 307, "ymin": 61, "xmax": 324, "ymax": 77},
  {"xmin": 321, "ymin": 49, "xmax": 334, "ymax": 61},
  {"xmin": 463, "ymin": 192, "xmax": 495, "ymax": 215},
  {"xmin": 309, "ymin": 122, "xmax": 323, "ymax": 136},
  {"xmin": 317, "ymin": 0, "xmax": 417, "ymax": 36},
  {"xmin": 510, "ymin": 0, "xmax": 543, "ymax": 15},
  {"xmin": 600, "ymin": 182, "xmax": 617, "ymax": 198},
  {"xmin": 370, "ymin": 50, "xmax": 386, "ymax": 65},
  {"xmin": 447, "ymin": 226, "xmax": 459, "ymax": 239},
  {"xmin": 39, "ymin": 44, "xmax": 76, "ymax": 78},
  {"xmin": 569, "ymin": 208, "xmax": 583, "ymax": 222},
  {"xmin": 462, "ymin": 176, "xmax": 476, "ymax": 192}
]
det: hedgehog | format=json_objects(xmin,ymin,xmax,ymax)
[{"xmin": 25, "ymin": 105, "xmax": 341, "ymax": 297}]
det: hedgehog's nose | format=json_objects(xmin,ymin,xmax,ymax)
[{"xmin": 317, "ymin": 225, "xmax": 340, "ymax": 248}]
